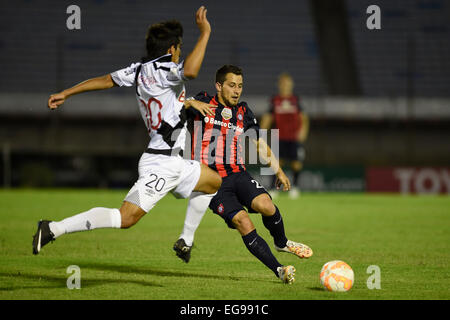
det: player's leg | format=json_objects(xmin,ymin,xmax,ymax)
[
  {"xmin": 32, "ymin": 201, "xmax": 148, "ymax": 255},
  {"xmin": 47, "ymin": 156, "xmax": 173, "ymax": 238},
  {"xmin": 235, "ymin": 169, "xmax": 312, "ymax": 259},
  {"xmin": 250, "ymin": 193, "xmax": 288, "ymax": 248},
  {"xmin": 171, "ymin": 161, "xmax": 220, "ymax": 262},
  {"xmin": 119, "ymin": 201, "xmax": 147, "ymax": 228},
  {"xmin": 207, "ymin": 180, "xmax": 294, "ymax": 283},
  {"xmin": 251, "ymin": 193, "xmax": 313, "ymax": 258},
  {"xmin": 233, "ymin": 172, "xmax": 287, "ymax": 248},
  {"xmin": 49, "ymin": 207, "xmax": 123, "ymax": 237},
  {"xmin": 32, "ymin": 205, "xmax": 123, "ymax": 255},
  {"xmin": 48, "ymin": 200, "xmax": 143, "ymax": 234},
  {"xmin": 291, "ymin": 160, "xmax": 303, "ymax": 188},
  {"xmin": 193, "ymin": 163, "xmax": 222, "ymax": 194},
  {"xmin": 179, "ymin": 192, "xmax": 213, "ymax": 246},
  {"xmin": 231, "ymin": 210, "xmax": 295, "ymax": 284},
  {"xmin": 33, "ymin": 154, "xmax": 178, "ymax": 255},
  {"xmin": 289, "ymin": 143, "xmax": 305, "ymax": 198},
  {"xmin": 289, "ymin": 160, "xmax": 302, "ymax": 198},
  {"xmin": 174, "ymin": 191, "xmax": 214, "ymax": 262}
]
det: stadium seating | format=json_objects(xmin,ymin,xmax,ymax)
[
  {"xmin": 1, "ymin": 1, "xmax": 447, "ymax": 97},
  {"xmin": 346, "ymin": 0, "xmax": 449, "ymax": 96}
]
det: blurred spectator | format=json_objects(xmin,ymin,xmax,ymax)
[{"xmin": 260, "ymin": 73, "xmax": 309, "ymax": 198}]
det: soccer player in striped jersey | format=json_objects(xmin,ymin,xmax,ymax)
[
  {"xmin": 33, "ymin": 7, "xmax": 222, "ymax": 255},
  {"xmin": 173, "ymin": 65, "xmax": 313, "ymax": 284}
]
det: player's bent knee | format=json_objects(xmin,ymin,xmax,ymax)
[
  {"xmin": 195, "ymin": 165, "xmax": 222, "ymax": 194},
  {"xmin": 210, "ymin": 173, "xmax": 222, "ymax": 192},
  {"xmin": 251, "ymin": 195, "xmax": 276, "ymax": 216},
  {"xmin": 119, "ymin": 201, "xmax": 146, "ymax": 229}
]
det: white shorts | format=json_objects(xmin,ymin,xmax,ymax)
[{"xmin": 124, "ymin": 153, "xmax": 201, "ymax": 212}]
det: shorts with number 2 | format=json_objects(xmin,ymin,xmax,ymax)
[{"xmin": 209, "ymin": 171, "xmax": 270, "ymax": 229}]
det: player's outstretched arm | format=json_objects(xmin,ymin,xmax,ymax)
[
  {"xmin": 183, "ymin": 6, "xmax": 211, "ymax": 79},
  {"xmin": 48, "ymin": 74, "xmax": 116, "ymax": 109},
  {"xmin": 254, "ymin": 138, "xmax": 291, "ymax": 191}
]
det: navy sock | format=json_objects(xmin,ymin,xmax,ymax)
[
  {"xmin": 242, "ymin": 229, "xmax": 282, "ymax": 276},
  {"xmin": 262, "ymin": 206, "xmax": 288, "ymax": 248}
]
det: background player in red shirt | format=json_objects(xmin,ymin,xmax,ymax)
[{"xmin": 260, "ymin": 72, "xmax": 310, "ymax": 199}]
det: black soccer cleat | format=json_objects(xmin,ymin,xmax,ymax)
[
  {"xmin": 32, "ymin": 220, "xmax": 55, "ymax": 255},
  {"xmin": 173, "ymin": 238, "xmax": 193, "ymax": 263}
]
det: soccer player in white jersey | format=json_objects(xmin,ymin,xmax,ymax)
[{"xmin": 32, "ymin": 6, "xmax": 222, "ymax": 255}]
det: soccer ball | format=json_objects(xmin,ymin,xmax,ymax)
[{"xmin": 320, "ymin": 260, "xmax": 354, "ymax": 292}]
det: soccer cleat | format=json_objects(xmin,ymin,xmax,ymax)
[
  {"xmin": 173, "ymin": 238, "xmax": 193, "ymax": 263},
  {"xmin": 275, "ymin": 240, "xmax": 313, "ymax": 259},
  {"xmin": 32, "ymin": 220, "xmax": 55, "ymax": 255},
  {"xmin": 277, "ymin": 265, "xmax": 296, "ymax": 284}
]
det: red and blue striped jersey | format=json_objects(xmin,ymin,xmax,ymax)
[{"xmin": 187, "ymin": 92, "xmax": 260, "ymax": 178}]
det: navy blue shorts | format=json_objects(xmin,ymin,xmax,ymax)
[
  {"xmin": 279, "ymin": 140, "xmax": 305, "ymax": 162},
  {"xmin": 209, "ymin": 171, "xmax": 270, "ymax": 229}
]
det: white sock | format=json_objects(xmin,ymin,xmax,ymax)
[
  {"xmin": 179, "ymin": 192, "xmax": 214, "ymax": 246},
  {"xmin": 49, "ymin": 207, "xmax": 122, "ymax": 238}
]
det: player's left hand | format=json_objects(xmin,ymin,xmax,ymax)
[
  {"xmin": 195, "ymin": 6, "xmax": 211, "ymax": 35},
  {"xmin": 48, "ymin": 92, "xmax": 66, "ymax": 110},
  {"xmin": 275, "ymin": 169, "xmax": 291, "ymax": 191}
]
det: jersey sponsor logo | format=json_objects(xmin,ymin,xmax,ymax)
[
  {"xmin": 221, "ymin": 108, "xmax": 232, "ymax": 120},
  {"xmin": 139, "ymin": 73, "xmax": 157, "ymax": 89},
  {"xmin": 204, "ymin": 116, "xmax": 244, "ymax": 133}
]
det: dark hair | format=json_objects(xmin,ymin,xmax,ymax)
[
  {"xmin": 215, "ymin": 65, "xmax": 243, "ymax": 84},
  {"xmin": 143, "ymin": 20, "xmax": 183, "ymax": 62}
]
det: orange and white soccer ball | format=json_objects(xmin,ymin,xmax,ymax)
[{"xmin": 320, "ymin": 260, "xmax": 354, "ymax": 292}]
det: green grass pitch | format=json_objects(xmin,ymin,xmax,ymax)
[{"xmin": 0, "ymin": 189, "xmax": 449, "ymax": 300}]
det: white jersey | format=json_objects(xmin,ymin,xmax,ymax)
[{"xmin": 111, "ymin": 54, "xmax": 188, "ymax": 151}]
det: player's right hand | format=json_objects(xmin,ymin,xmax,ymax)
[
  {"xmin": 48, "ymin": 92, "xmax": 66, "ymax": 109},
  {"xmin": 186, "ymin": 99, "xmax": 215, "ymax": 116},
  {"xmin": 195, "ymin": 6, "xmax": 211, "ymax": 34},
  {"xmin": 275, "ymin": 169, "xmax": 291, "ymax": 192}
]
